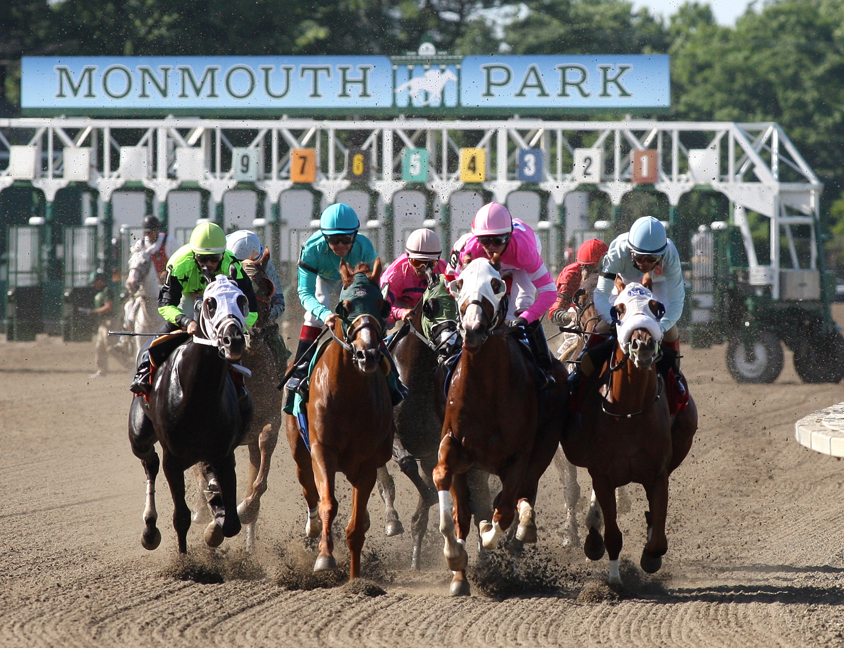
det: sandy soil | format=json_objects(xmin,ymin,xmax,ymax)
[{"xmin": 2, "ymin": 309, "xmax": 844, "ymax": 648}]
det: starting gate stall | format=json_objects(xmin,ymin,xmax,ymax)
[
  {"xmin": 4, "ymin": 225, "xmax": 42, "ymax": 341},
  {"xmin": 61, "ymin": 224, "xmax": 98, "ymax": 341}
]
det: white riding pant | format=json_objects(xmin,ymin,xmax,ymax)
[{"xmin": 303, "ymin": 276, "xmax": 342, "ymax": 328}]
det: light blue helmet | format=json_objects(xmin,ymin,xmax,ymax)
[
  {"xmin": 628, "ymin": 216, "xmax": 667, "ymax": 255},
  {"xmin": 320, "ymin": 203, "xmax": 360, "ymax": 235}
]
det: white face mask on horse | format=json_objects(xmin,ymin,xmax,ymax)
[
  {"xmin": 199, "ymin": 276, "xmax": 249, "ymax": 347},
  {"xmin": 448, "ymin": 258, "xmax": 508, "ymax": 349},
  {"xmin": 611, "ymin": 283, "xmax": 665, "ymax": 367}
]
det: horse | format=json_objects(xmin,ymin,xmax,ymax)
[
  {"xmin": 552, "ymin": 272, "xmax": 630, "ymax": 548},
  {"xmin": 128, "ymin": 276, "xmax": 253, "ymax": 553},
  {"xmin": 559, "ymin": 281, "xmax": 698, "ymax": 586},
  {"xmin": 394, "ymin": 69, "xmax": 457, "ymax": 106},
  {"xmin": 374, "ymin": 269, "xmax": 493, "ymax": 570},
  {"xmin": 192, "ymin": 248, "xmax": 281, "ymax": 553},
  {"xmin": 125, "ymin": 247, "xmax": 165, "ymax": 358},
  {"xmin": 433, "ymin": 256, "xmax": 570, "ymax": 596},
  {"xmin": 285, "ymin": 259, "xmax": 394, "ymax": 579}
]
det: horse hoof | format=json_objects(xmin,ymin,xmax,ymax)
[
  {"xmin": 222, "ymin": 517, "xmax": 242, "ymax": 538},
  {"xmin": 478, "ymin": 520, "xmax": 493, "ymax": 536},
  {"xmin": 444, "ymin": 543, "xmax": 468, "ymax": 572},
  {"xmin": 205, "ymin": 522, "xmax": 225, "ymax": 547},
  {"xmin": 516, "ymin": 523, "xmax": 537, "ymax": 544},
  {"xmin": 385, "ymin": 520, "xmax": 404, "ymax": 537},
  {"xmin": 584, "ymin": 527, "xmax": 605, "ymax": 561},
  {"xmin": 640, "ymin": 551, "xmax": 663, "ymax": 574},
  {"xmin": 237, "ymin": 501, "xmax": 258, "ymax": 525},
  {"xmin": 141, "ymin": 527, "xmax": 161, "ymax": 551},
  {"xmin": 314, "ymin": 555, "xmax": 338, "ymax": 572},
  {"xmin": 449, "ymin": 579, "xmax": 471, "ymax": 597}
]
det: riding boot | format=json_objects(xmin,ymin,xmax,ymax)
[
  {"xmin": 285, "ymin": 338, "xmax": 317, "ymax": 398},
  {"xmin": 657, "ymin": 345, "xmax": 686, "ymax": 397},
  {"xmin": 526, "ymin": 321, "xmax": 556, "ymax": 389},
  {"xmin": 129, "ymin": 350, "xmax": 152, "ymax": 394},
  {"xmin": 567, "ymin": 335, "xmax": 616, "ymax": 394}
]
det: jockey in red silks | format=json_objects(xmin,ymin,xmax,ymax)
[
  {"xmin": 447, "ymin": 202, "xmax": 557, "ymax": 388},
  {"xmin": 380, "ymin": 228, "xmax": 447, "ymax": 325},
  {"xmin": 547, "ymin": 238, "xmax": 608, "ymax": 326}
]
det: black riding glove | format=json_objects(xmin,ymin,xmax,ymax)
[{"xmin": 509, "ymin": 316, "xmax": 529, "ymax": 329}]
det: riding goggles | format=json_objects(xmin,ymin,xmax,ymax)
[
  {"xmin": 408, "ymin": 257, "xmax": 436, "ymax": 269},
  {"xmin": 630, "ymin": 252, "xmax": 662, "ymax": 264},
  {"xmin": 324, "ymin": 233, "xmax": 356, "ymax": 246},
  {"xmin": 477, "ymin": 234, "xmax": 510, "ymax": 247},
  {"xmin": 195, "ymin": 253, "xmax": 223, "ymax": 264}
]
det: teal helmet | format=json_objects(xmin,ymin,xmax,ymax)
[
  {"xmin": 628, "ymin": 216, "xmax": 667, "ymax": 255},
  {"xmin": 320, "ymin": 203, "xmax": 359, "ymax": 236}
]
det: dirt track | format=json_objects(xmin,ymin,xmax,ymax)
[{"xmin": 2, "ymin": 310, "xmax": 844, "ymax": 648}]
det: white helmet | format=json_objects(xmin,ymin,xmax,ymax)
[
  {"xmin": 226, "ymin": 230, "xmax": 263, "ymax": 261},
  {"xmin": 405, "ymin": 228, "xmax": 442, "ymax": 261}
]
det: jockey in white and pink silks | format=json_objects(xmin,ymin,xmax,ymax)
[
  {"xmin": 380, "ymin": 228, "xmax": 447, "ymax": 324},
  {"xmin": 445, "ymin": 202, "xmax": 557, "ymax": 388}
]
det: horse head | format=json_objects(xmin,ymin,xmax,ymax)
[
  {"xmin": 448, "ymin": 255, "xmax": 507, "ymax": 352},
  {"xmin": 420, "ymin": 272, "xmax": 461, "ymax": 357},
  {"xmin": 612, "ymin": 282, "xmax": 665, "ymax": 369},
  {"xmin": 198, "ymin": 276, "xmax": 249, "ymax": 362},
  {"xmin": 337, "ymin": 258, "xmax": 389, "ymax": 374},
  {"xmin": 126, "ymin": 248, "xmax": 154, "ymax": 295}
]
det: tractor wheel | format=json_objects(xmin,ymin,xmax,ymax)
[
  {"xmin": 726, "ymin": 330, "xmax": 784, "ymax": 384},
  {"xmin": 793, "ymin": 332, "xmax": 844, "ymax": 384}
]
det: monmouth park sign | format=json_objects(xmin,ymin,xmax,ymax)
[{"xmin": 21, "ymin": 55, "xmax": 670, "ymax": 117}]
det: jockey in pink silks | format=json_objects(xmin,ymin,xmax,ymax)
[
  {"xmin": 446, "ymin": 202, "xmax": 557, "ymax": 388},
  {"xmin": 380, "ymin": 228, "xmax": 447, "ymax": 324}
]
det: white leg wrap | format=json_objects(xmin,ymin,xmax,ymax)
[
  {"xmin": 481, "ymin": 519, "xmax": 504, "ymax": 549},
  {"xmin": 305, "ymin": 505, "xmax": 321, "ymax": 538},
  {"xmin": 438, "ymin": 490, "xmax": 454, "ymax": 534},
  {"xmin": 608, "ymin": 559, "xmax": 621, "ymax": 585}
]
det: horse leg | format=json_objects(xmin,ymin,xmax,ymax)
[
  {"xmin": 447, "ymin": 471, "xmax": 472, "ymax": 597},
  {"xmin": 285, "ymin": 414, "xmax": 321, "ymax": 538},
  {"xmin": 375, "ymin": 465, "xmax": 404, "ymax": 537},
  {"xmin": 238, "ymin": 423, "xmax": 278, "ymax": 552},
  {"xmin": 641, "ymin": 471, "xmax": 670, "ymax": 574},
  {"xmin": 311, "ymin": 445, "xmax": 339, "ymax": 571},
  {"xmin": 161, "ymin": 452, "xmax": 192, "ymax": 554},
  {"xmin": 128, "ymin": 398, "xmax": 161, "ymax": 550},
  {"xmin": 583, "ymin": 488, "xmax": 605, "ymax": 561},
  {"xmin": 554, "ymin": 447, "xmax": 581, "ymax": 548},
  {"xmin": 190, "ymin": 463, "xmax": 213, "ymax": 524},
  {"xmin": 409, "ymin": 456, "xmax": 438, "ymax": 571},
  {"xmin": 395, "ymin": 437, "xmax": 438, "ymax": 508},
  {"xmin": 592, "ymin": 478, "xmax": 623, "ymax": 586},
  {"xmin": 479, "ymin": 458, "xmax": 528, "ymax": 550},
  {"xmin": 466, "ymin": 467, "xmax": 494, "ymax": 556},
  {"xmin": 212, "ymin": 454, "xmax": 242, "ymax": 541},
  {"xmin": 432, "ymin": 432, "xmax": 469, "ymax": 584},
  {"xmin": 346, "ymin": 466, "xmax": 377, "ymax": 579}
]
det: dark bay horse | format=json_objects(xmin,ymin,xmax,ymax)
[
  {"xmin": 376, "ymin": 270, "xmax": 492, "ymax": 570},
  {"xmin": 192, "ymin": 249, "xmax": 281, "ymax": 553},
  {"xmin": 434, "ymin": 256, "xmax": 570, "ymax": 596},
  {"xmin": 128, "ymin": 276, "xmax": 253, "ymax": 553},
  {"xmin": 285, "ymin": 259, "xmax": 394, "ymax": 579},
  {"xmin": 560, "ymin": 281, "xmax": 698, "ymax": 586}
]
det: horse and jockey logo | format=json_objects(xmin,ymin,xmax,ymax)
[{"xmin": 395, "ymin": 69, "xmax": 457, "ymax": 106}]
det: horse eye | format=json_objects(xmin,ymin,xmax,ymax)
[{"xmin": 237, "ymin": 295, "xmax": 249, "ymax": 317}]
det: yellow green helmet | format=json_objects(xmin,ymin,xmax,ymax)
[{"xmin": 189, "ymin": 222, "xmax": 226, "ymax": 254}]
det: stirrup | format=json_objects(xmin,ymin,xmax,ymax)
[{"xmin": 129, "ymin": 375, "xmax": 151, "ymax": 395}]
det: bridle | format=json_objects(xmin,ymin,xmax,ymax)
[
  {"xmin": 458, "ymin": 294, "xmax": 509, "ymax": 347},
  {"xmin": 598, "ymin": 333, "xmax": 661, "ymax": 419},
  {"xmin": 329, "ymin": 313, "xmax": 384, "ymax": 372}
]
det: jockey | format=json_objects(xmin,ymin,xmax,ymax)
[
  {"xmin": 283, "ymin": 203, "xmax": 378, "ymax": 398},
  {"xmin": 226, "ymin": 229, "xmax": 291, "ymax": 380},
  {"xmin": 129, "ymin": 221, "xmax": 258, "ymax": 394},
  {"xmin": 131, "ymin": 215, "xmax": 180, "ymax": 282},
  {"xmin": 449, "ymin": 202, "xmax": 558, "ymax": 388},
  {"xmin": 568, "ymin": 216, "xmax": 686, "ymax": 393},
  {"xmin": 380, "ymin": 228, "xmax": 447, "ymax": 324},
  {"xmin": 548, "ymin": 238, "xmax": 608, "ymax": 326}
]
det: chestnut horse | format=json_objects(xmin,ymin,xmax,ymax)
[
  {"xmin": 285, "ymin": 259, "xmax": 393, "ymax": 579},
  {"xmin": 192, "ymin": 249, "xmax": 281, "ymax": 553},
  {"xmin": 560, "ymin": 281, "xmax": 698, "ymax": 585},
  {"xmin": 434, "ymin": 256, "xmax": 569, "ymax": 596},
  {"xmin": 128, "ymin": 276, "xmax": 252, "ymax": 553}
]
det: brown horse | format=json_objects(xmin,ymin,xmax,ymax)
[
  {"xmin": 285, "ymin": 259, "xmax": 393, "ymax": 579},
  {"xmin": 192, "ymin": 248, "xmax": 282, "ymax": 553},
  {"xmin": 560, "ymin": 280, "xmax": 698, "ymax": 586},
  {"xmin": 433, "ymin": 256, "xmax": 570, "ymax": 596}
]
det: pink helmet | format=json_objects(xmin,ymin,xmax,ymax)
[
  {"xmin": 405, "ymin": 228, "xmax": 442, "ymax": 261},
  {"xmin": 471, "ymin": 202, "xmax": 513, "ymax": 236}
]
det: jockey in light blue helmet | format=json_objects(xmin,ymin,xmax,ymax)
[
  {"xmin": 320, "ymin": 203, "xmax": 360, "ymax": 236},
  {"xmin": 628, "ymin": 216, "xmax": 668, "ymax": 256}
]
